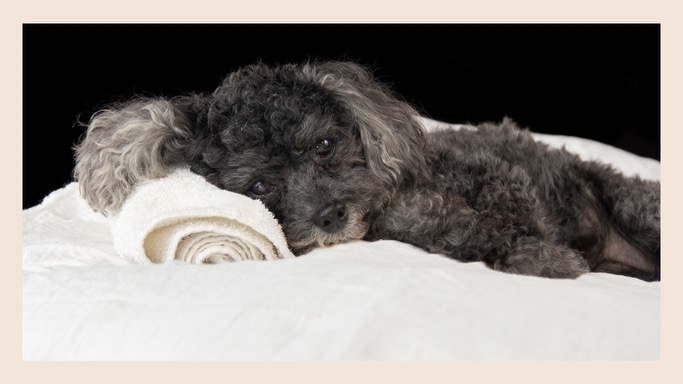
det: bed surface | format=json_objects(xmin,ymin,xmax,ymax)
[{"xmin": 22, "ymin": 118, "xmax": 661, "ymax": 360}]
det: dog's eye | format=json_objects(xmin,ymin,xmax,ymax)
[
  {"xmin": 249, "ymin": 180, "xmax": 274, "ymax": 197},
  {"xmin": 314, "ymin": 138, "xmax": 335, "ymax": 158}
]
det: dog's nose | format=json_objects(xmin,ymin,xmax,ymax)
[{"xmin": 314, "ymin": 201, "xmax": 348, "ymax": 233}]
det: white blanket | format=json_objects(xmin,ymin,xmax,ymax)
[{"xmin": 22, "ymin": 118, "xmax": 661, "ymax": 360}]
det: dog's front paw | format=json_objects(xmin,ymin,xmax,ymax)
[{"xmin": 490, "ymin": 237, "xmax": 590, "ymax": 279}]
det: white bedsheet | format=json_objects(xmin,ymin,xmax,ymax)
[{"xmin": 22, "ymin": 118, "xmax": 661, "ymax": 360}]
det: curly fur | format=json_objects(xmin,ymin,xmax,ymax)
[
  {"xmin": 74, "ymin": 97, "xmax": 198, "ymax": 214},
  {"xmin": 74, "ymin": 60, "xmax": 661, "ymax": 281}
]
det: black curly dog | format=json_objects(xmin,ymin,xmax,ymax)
[{"xmin": 75, "ymin": 61, "xmax": 661, "ymax": 280}]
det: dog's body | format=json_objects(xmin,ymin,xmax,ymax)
[{"xmin": 75, "ymin": 61, "xmax": 660, "ymax": 280}]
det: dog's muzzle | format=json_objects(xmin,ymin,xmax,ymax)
[{"xmin": 314, "ymin": 201, "xmax": 348, "ymax": 233}]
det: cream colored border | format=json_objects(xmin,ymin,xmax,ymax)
[{"xmin": 7, "ymin": 1, "xmax": 681, "ymax": 383}]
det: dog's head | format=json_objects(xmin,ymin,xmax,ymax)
[
  {"xmin": 75, "ymin": 61, "xmax": 428, "ymax": 254},
  {"xmin": 190, "ymin": 62, "xmax": 429, "ymax": 253}
]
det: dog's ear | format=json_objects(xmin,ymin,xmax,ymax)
[
  {"xmin": 74, "ymin": 96, "xmax": 201, "ymax": 215},
  {"xmin": 312, "ymin": 61, "xmax": 428, "ymax": 190}
]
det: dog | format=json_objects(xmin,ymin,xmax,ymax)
[{"xmin": 74, "ymin": 61, "xmax": 661, "ymax": 281}]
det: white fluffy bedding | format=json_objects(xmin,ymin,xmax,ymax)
[{"xmin": 22, "ymin": 118, "xmax": 661, "ymax": 360}]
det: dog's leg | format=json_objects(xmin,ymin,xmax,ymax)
[
  {"xmin": 452, "ymin": 205, "xmax": 591, "ymax": 279},
  {"xmin": 458, "ymin": 161, "xmax": 592, "ymax": 279},
  {"xmin": 489, "ymin": 236, "xmax": 590, "ymax": 279},
  {"xmin": 370, "ymin": 186, "xmax": 591, "ymax": 279},
  {"xmin": 582, "ymin": 163, "xmax": 661, "ymax": 281}
]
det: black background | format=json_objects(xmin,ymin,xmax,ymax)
[{"xmin": 23, "ymin": 24, "xmax": 660, "ymax": 210}]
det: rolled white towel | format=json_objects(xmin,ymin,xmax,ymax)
[{"xmin": 109, "ymin": 168, "xmax": 295, "ymax": 264}]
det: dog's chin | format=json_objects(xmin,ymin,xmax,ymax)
[{"xmin": 286, "ymin": 208, "xmax": 370, "ymax": 255}]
